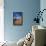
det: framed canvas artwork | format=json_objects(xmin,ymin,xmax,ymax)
[{"xmin": 13, "ymin": 12, "xmax": 23, "ymax": 25}]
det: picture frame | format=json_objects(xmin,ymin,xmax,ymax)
[{"xmin": 13, "ymin": 12, "xmax": 23, "ymax": 25}]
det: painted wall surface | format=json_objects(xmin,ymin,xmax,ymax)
[
  {"xmin": 40, "ymin": 0, "xmax": 46, "ymax": 26},
  {"xmin": 4, "ymin": 0, "xmax": 40, "ymax": 42}
]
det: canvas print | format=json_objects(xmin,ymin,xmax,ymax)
[{"xmin": 13, "ymin": 12, "xmax": 23, "ymax": 25}]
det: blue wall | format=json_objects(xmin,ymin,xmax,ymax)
[
  {"xmin": 4, "ymin": 0, "xmax": 40, "ymax": 42},
  {"xmin": 40, "ymin": 0, "xmax": 46, "ymax": 27}
]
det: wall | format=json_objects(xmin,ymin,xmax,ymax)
[
  {"xmin": 40, "ymin": 0, "xmax": 46, "ymax": 26},
  {"xmin": 4, "ymin": 0, "xmax": 40, "ymax": 42}
]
